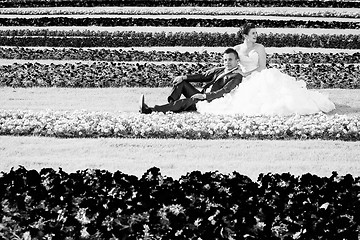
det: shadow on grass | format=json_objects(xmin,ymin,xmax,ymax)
[{"xmin": 330, "ymin": 103, "xmax": 360, "ymax": 116}]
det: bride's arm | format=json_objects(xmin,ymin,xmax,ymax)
[{"xmin": 257, "ymin": 45, "xmax": 267, "ymax": 71}]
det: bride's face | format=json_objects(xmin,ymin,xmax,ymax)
[{"xmin": 244, "ymin": 28, "xmax": 258, "ymax": 43}]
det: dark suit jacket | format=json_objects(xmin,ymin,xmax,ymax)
[{"xmin": 185, "ymin": 67, "xmax": 243, "ymax": 102}]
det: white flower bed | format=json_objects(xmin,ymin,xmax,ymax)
[{"xmin": 0, "ymin": 109, "xmax": 359, "ymax": 140}]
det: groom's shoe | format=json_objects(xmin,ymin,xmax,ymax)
[{"xmin": 139, "ymin": 94, "xmax": 152, "ymax": 114}]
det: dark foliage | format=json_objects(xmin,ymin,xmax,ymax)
[
  {"xmin": 0, "ymin": 17, "xmax": 359, "ymax": 29},
  {"xmin": 0, "ymin": 61, "xmax": 359, "ymax": 89},
  {"xmin": 0, "ymin": 167, "xmax": 359, "ymax": 239},
  {"xmin": 0, "ymin": 31, "xmax": 359, "ymax": 49},
  {"xmin": 1, "ymin": 47, "xmax": 359, "ymax": 65}
]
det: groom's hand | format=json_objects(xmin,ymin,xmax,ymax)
[
  {"xmin": 173, "ymin": 76, "xmax": 186, "ymax": 85},
  {"xmin": 191, "ymin": 93, "xmax": 206, "ymax": 100}
]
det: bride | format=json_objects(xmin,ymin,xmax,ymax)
[{"xmin": 196, "ymin": 23, "xmax": 336, "ymax": 116}]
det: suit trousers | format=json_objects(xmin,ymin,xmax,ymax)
[
  {"xmin": 168, "ymin": 81, "xmax": 201, "ymax": 102},
  {"xmin": 153, "ymin": 81, "xmax": 202, "ymax": 113}
]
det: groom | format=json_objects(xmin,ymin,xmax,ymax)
[{"xmin": 139, "ymin": 48, "xmax": 243, "ymax": 114}]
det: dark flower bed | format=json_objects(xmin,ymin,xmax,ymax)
[
  {"xmin": 0, "ymin": 17, "xmax": 359, "ymax": 29},
  {"xmin": 0, "ymin": 62, "xmax": 207, "ymax": 88},
  {"xmin": 0, "ymin": 61, "xmax": 359, "ymax": 89},
  {"xmin": 270, "ymin": 52, "xmax": 360, "ymax": 65},
  {"xmin": 283, "ymin": 63, "xmax": 360, "ymax": 89},
  {"xmin": 0, "ymin": 31, "xmax": 359, "ymax": 49},
  {"xmin": 0, "ymin": 0, "xmax": 359, "ymax": 8},
  {"xmin": 1, "ymin": 47, "xmax": 359, "ymax": 65},
  {"xmin": 0, "ymin": 166, "xmax": 359, "ymax": 239}
]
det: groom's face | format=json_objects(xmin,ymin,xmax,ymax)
[{"xmin": 223, "ymin": 53, "xmax": 239, "ymax": 71}]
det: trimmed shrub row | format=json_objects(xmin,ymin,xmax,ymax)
[
  {"xmin": 1, "ymin": 47, "xmax": 359, "ymax": 65},
  {"xmin": 0, "ymin": 166, "xmax": 359, "ymax": 239},
  {"xmin": 0, "ymin": 17, "xmax": 359, "ymax": 29},
  {"xmin": 0, "ymin": 32, "xmax": 359, "ymax": 49},
  {"xmin": 0, "ymin": 0, "xmax": 359, "ymax": 8},
  {"xmin": 0, "ymin": 62, "xmax": 359, "ymax": 89}
]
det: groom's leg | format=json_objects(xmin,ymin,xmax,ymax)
[
  {"xmin": 153, "ymin": 98, "xmax": 198, "ymax": 113},
  {"xmin": 168, "ymin": 81, "xmax": 200, "ymax": 103}
]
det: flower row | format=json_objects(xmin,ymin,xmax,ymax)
[
  {"xmin": 1, "ymin": 17, "xmax": 359, "ymax": 29},
  {"xmin": 1, "ymin": 47, "xmax": 359, "ymax": 65},
  {"xmin": 0, "ymin": 110, "xmax": 359, "ymax": 141},
  {"xmin": 1, "ymin": 166, "xmax": 359, "ymax": 240},
  {"xmin": 0, "ymin": 6, "xmax": 359, "ymax": 18},
  {"xmin": 1, "ymin": 31, "xmax": 359, "ymax": 49},
  {"xmin": 1, "ymin": 62, "xmax": 359, "ymax": 89},
  {"xmin": 1, "ymin": 0, "xmax": 359, "ymax": 8}
]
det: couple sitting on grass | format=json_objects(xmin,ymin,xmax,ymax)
[{"xmin": 139, "ymin": 23, "xmax": 335, "ymax": 116}]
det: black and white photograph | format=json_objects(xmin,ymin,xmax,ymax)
[{"xmin": 0, "ymin": 0, "xmax": 359, "ymax": 239}]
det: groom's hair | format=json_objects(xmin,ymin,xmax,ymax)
[{"xmin": 224, "ymin": 48, "xmax": 239, "ymax": 59}]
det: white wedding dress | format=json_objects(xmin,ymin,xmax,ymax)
[{"xmin": 197, "ymin": 50, "xmax": 336, "ymax": 116}]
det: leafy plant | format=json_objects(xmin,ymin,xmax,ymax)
[
  {"xmin": 1, "ymin": 167, "xmax": 359, "ymax": 239},
  {"xmin": 1, "ymin": 17, "xmax": 359, "ymax": 29},
  {"xmin": 0, "ymin": 31, "xmax": 359, "ymax": 49},
  {"xmin": 0, "ymin": 47, "xmax": 359, "ymax": 65},
  {"xmin": 1, "ymin": 61, "xmax": 359, "ymax": 89}
]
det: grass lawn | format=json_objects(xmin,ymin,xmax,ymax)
[
  {"xmin": 1, "ymin": 136, "xmax": 359, "ymax": 181},
  {"xmin": 1, "ymin": 87, "xmax": 359, "ymax": 180},
  {"xmin": 1, "ymin": 87, "xmax": 359, "ymax": 116}
]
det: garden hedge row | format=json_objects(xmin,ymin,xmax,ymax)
[
  {"xmin": 1, "ymin": 47, "xmax": 359, "ymax": 65},
  {"xmin": 1, "ymin": 17, "xmax": 359, "ymax": 29},
  {"xmin": 1, "ymin": 62, "xmax": 359, "ymax": 89},
  {"xmin": 1, "ymin": 32, "xmax": 359, "ymax": 49},
  {"xmin": 0, "ymin": 0, "xmax": 359, "ymax": 8},
  {"xmin": 0, "ymin": 166, "xmax": 359, "ymax": 239}
]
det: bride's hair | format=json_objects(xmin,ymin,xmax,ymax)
[{"xmin": 241, "ymin": 23, "xmax": 257, "ymax": 36}]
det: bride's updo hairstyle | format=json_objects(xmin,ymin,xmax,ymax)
[{"xmin": 241, "ymin": 23, "xmax": 257, "ymax": 36}]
